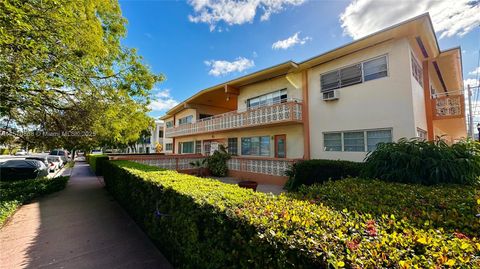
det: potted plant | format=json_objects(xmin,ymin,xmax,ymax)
[{"xmin": 189, "ymin": 159, "xmax": 208, "ymax": 177}]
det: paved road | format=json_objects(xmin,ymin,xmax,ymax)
[{"xmin": 0, "ymin": 162, "xmax": 172, "ymax": 269}]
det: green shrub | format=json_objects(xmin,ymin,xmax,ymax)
[
  {"xmin": 0, "ymin": 176, "xmax": 69, "ymax": 226},
  {"xmin": 206, "ymin": 148, "xmax": 230, "ymax": 177},
  {"xmin": 284, "ymin": 159, "xmax": 363, "ymax": 191},
  {"xmin": 102, "ymin": 160, "xmax": 480, "ymax": 268},
  {"xmin": 362, "ymin": 138, "xmax": 480, "ymax": 185},
  {"xmin": 87, "ymin": 154, "xmax": 108, "ymax": 176},
  {"xmin": 291, "ymin": 178, "xmax": 480, "ymax": 236}
]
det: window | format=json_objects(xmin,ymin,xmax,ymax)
[
  {"xmin": 159, "ymin": 130, "xmax": 164, "ymax": 138},
  {"xmin": 323, "ymin": 129, "xmax": 392, "ymax": 152},
  {"xmin": 178, "ymin": 115, "xmax": 193, "ymax": 125},
  {"xmin": 195, "ymin": 141, "xmax": 202, "ymax": 154},
  {"xmin": 228, "ymin": 138, "xmax": 238, "ymax": 155},
  {"xmin": 320, "ymin": 55, "xmax": 388, "ymax": 92},
  {"xmin": 199, "ymin": 114, "xmax": 213, "ymax": 120},
  {"xmin": 241, "ymin": 136, "xmax": 270, "ymax": 156},
  {"xmin": 165, "ymin": 143, "xmax": 172, "ymax": 151},
  {"xmin": 180, "ymin": 141, "xmax": 194, "ymax": 154},
  {"xmin": 411, "ymin": 53, "xmax": 423, "ymax": 87},
  {"xmin": 166, "ymin": 121, "xmax": 173, "ymax": 128},
  {"xmin": 247, "ymin": 89, "xmax": 287, "ymax": 109},
  {"xmin": 343, "ymin": 132, "xmax": 365, "ymax": 152},
  {"xmin": 324, "ymin": 133, "xmax": 342, "ymax": 151},
  {"xmin": 416, "ymin": 128, "xmax": 427, "ymax": 141},
  {"xmin": 366, "ymin": 130, "xmax": 392, "ymax": 151},
  {"xmin": 363, "ymin": 56, "xmax": 388, "ymax": 81}
]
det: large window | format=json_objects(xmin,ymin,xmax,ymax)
[
  {"xmin": 241, "ymin": 136, "xmax": 270, "ymax": 156},
  {"xmin": 320, "ymin": 55, "xmax": 388, "ymax": 92},
  {"xmin": 180, "ymin": 141, "xmax": 194, "ymax": 154},
  {"xmin": 228, "ymin": 138, "xmax": 238, "ymax": 155},
  {"xmin": 411, "ymin": 53, "xmax": 423, "ymax": 87},
  {"xmin": 166, "ymin": 121, "xmax": 173, "ymax": 128},
  {"xmin": 323, "ymin": 129, "xmax": 392, "ymax": 152},
  {"xmin": 178, "ymin": 115, "xmax": 193, "ymax": 125},
  {"xmin": 247, "ymin": 89, "xmax": 287, "ymax": 109},
  {"xmin": 165, "ymin": 143, "xmax": 173, "ymax": 151}
]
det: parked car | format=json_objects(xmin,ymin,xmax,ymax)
[
  {"xmin": 90, "ymin": 149, "xmax": 103, "ymax": 155},
  {"xmin": 14, "ymin": 149, "xmax": 28, "ymax": 156},
  {"xmin": 25, "ymin": 156, "xmax": 49, "ymax": 166},
  {"xmin": 49, "ymin": 149, "xmax": 69, "ymax": 163},
  {"xmin": 0, "ymin": 160, "xmax": 48, "ymax": 181},
  {"xmin": 47, "ymin": 155, "xmax": 64, "ymax": 170}
]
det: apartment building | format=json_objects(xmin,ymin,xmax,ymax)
[
  {"xmin": 128, "ymin": 120, "xmax": 173, "ymax": 154},
  {"xmin": 159, "ymin": 14, "xmax": 466, "ymax": 184}
]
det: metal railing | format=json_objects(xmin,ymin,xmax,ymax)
[{"xmin": 165, "ymin": 99, "xmax": 303, "ymax": 137}]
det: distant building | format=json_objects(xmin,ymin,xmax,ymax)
[{"xmin": 128, "ymin": 120, "xmax": 173, "ymax": 154}]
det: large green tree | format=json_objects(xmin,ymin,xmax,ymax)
[{"xmin": 0, "ymin": 0, "xmax": 162, "ymax": 150}]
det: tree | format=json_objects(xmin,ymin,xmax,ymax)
[{"xmin": 0, "ymin": 0, "xmax": 162, "ymax": 150}]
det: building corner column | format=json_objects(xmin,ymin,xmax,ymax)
[
  {"xmin": 422, "ymin": 61, "xmax": 434, "ymax": 141},
  {"xmin": 301, "ymin": 70, "xmax": 311, "ymax": 160}
]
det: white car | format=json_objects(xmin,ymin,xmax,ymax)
[
  {"xmin": 47, "ymin": 156, "xmax": 64, "ymax": 172},
  {"xmin": 15, "ymin": 149, "xmax": 28, "ymax": 156}
]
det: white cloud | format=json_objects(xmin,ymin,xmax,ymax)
[
  {"xmin": 340, "ymin": 0, "xmax": 480, "ymax": 40},
  {"xmin": 188, "ymin": 0, "xmax": 306, "ymax": 31},
  {"xmin": 465, "ymin": 78, "xmax": 479, "ymax": 88},
  {"xmin": 148, "ymin": 89, "xmax": 179, "ymax": 112},
  {"xmin": 204, "ymin": 57, "xmax": 255, "ymax": 76},
  {"xmin": 468, "ymin": 67, "xmax": 480, "ymax": 76},
  {"xmin": 272, "ymin": 32, "xmax": 311, "ymax": 50}
]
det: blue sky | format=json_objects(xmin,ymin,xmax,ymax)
[{"xmin": 119, "ymin": 0, "xmax": 480, "ymax": 119}]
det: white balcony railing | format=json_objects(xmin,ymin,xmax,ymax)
[
  {"xmin": 227, "ymin": 157, "xmax": 298, "ymax": 177},
  {"xmin": 165, "ymin": 99, "xmax": 303, "ymax": 138}
]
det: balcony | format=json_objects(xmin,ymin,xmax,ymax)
[{"xmin": 165, "ymin": 99, "xmax": 303, "ymax": 138}]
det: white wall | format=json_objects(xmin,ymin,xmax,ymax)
[{"xmin": 308, "ymin": 38, "xmax": 418, "ymax": 162}]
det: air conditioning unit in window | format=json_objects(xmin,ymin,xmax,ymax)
[{"xmin": 322, "ymin": 90, "xmax": 339, "ymax": 101}]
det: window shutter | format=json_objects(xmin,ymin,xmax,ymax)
[
  {"xmin": 340, "ymin": 64, "xmax": 362, "ymax": 87},
  {"xmin": 321, "ymin": 71, "xmax": 340, "ymax": 92}
]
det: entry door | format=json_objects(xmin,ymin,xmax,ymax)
[{"xmin": 274, "ymin": 135, "xmax": 286, "ymax": 158}]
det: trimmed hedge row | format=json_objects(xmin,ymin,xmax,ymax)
[
  {"xmin": 291, "ymin": 178, "xmax": 480, "ymax": 236},
  {"xmin": 87, "ymin": 154, "xmax": 108, "ymax": 176},
  {"xmin": 103, "ymin": 160, "xmax": 479, "ymax": 268},
  {"xmin": 0, "ymin": 176, "xmax": 69, "ymax": 226},
  {"xmin": 284, "ymin": 159, "xmax": 363, "ymax": 191}
]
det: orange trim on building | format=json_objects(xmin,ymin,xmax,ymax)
[
  {"xmin": 302, "ymin": 70, "xmax": 311, "ymax": 159},
  {"xmin": 422, "ymin": 61, "xmax": 434, "ymax": 141}
]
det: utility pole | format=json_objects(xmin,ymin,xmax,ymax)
[{"xmin": 468, "ymin": 84, "xmax": 475, "ymax": 138}]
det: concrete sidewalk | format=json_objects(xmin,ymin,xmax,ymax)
[{"xmin": 0, "ymin": 162, "xmax": 172, "ymax": 269}]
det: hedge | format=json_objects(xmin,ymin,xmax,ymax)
[
  {"xmin": 362, "ymin": 139, "xmax": 480, "ymax": 185},
  {"xmin": 103, "ymin": 160, "xmax": 479, "ymax": 268},
  {"xmin": 0, "ymin": 176, "xmax": 69, "ymax": 226},
  {"xmin": 284, "ymin": 159, "xmax": 363, "ymax": 191},
  {"xmin": 87, "ymin": 154, "xmax": 108, "ymax": 176},
  {"xmin": 291, "ymin": 178, "xmax": 480, "ymax": 236}
]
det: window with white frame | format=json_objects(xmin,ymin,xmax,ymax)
[
  {"xmin": 247, "ymin": 89, "xmax": 287, "ymax": 109},
  {"xmin": 228, "ymin": 138, "xmax": 238, "ymax": 155},
  {"xmin": 411, "ymin": 53, "xmax": 423, "ymax": 87},
  {"xmin": 178, "ymin": 115, "xmax": 193, "ymax": 125},
  {"xmin": 166, "ymin": 121, "xmax": 174, "ymax": 128},
  {"xmin": 320, "ymin": 55, "xmax": 388, "ymax": 92},
  {"xmin": 416, "ymin": 128, "xmax": 427, "ymax": 140},
  {"xmin": 323, "ymin": 129, "xmax": 392, "ymax": 152},
  {"xmin": 241, "ymin": 136, "xmax": 270, "ymax": 156},
  {"xmin": 165, "ymin": 143, "xmax": 173, "ymax": 151},
  {"xmin": 195, "ymin": 141, "xmax": 202, "ymax": 154}
]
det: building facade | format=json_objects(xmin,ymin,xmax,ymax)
[
  {"xmin": 158, "ymin": 14, "xmax": 466, "ymax": 184},
  {"xmin": 129, "ymin": 120, "xmax": 173, "ymax": 154}
]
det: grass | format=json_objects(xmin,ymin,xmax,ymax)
[{"xmin": 0, "ymin": 176, "xmax": 69, "ymax": 226}]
